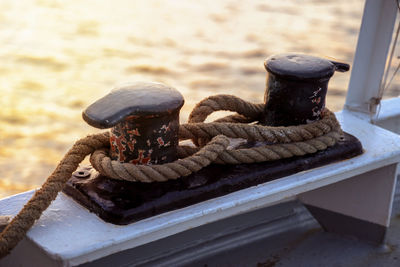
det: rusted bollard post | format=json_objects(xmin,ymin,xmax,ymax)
[
  {"xmin": 82, "ymin": 82, "xmax": 184, "ymax": 165},
  {"xmin": 262, "ymin": 53, "xmax": 349, "ymax": 126}
]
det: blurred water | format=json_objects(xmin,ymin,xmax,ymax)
[{"xmin": 0, "ymin": 0, "xmax": 374, "ymax": 197}]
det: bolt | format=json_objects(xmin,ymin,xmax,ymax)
[{"xmin": 72, "ymin": 169, "xmax": 90, "ymax": 178}]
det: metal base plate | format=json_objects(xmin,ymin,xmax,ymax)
[{"xmin": 63, "ymin": 132, "xmax": 363, "ymax": 225}]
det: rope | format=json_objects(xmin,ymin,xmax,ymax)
[
  {"xmin": 90, "ymin": 120, "xmax": 342, "ymax": 182},
  {"xmin": 180, "ymin": 111, "xmax": 339, "ymax": 143},
  {"xmin": 187, "ymin": 94, "xmax": 264, "ymax": 146},
  {"xmin": 188, "ymin": 94, "xmax": 265, "ymax": 123},
  {"xmin": 178, "ymin": 131, "xmax": 341, "ymax": 165},
  {"xmin": 90, "ymin": 135, "xmax": 229, "ymax": 182},
  {"xmin": 90, "ymin": 95, "xmax": 342, "ymax": 182},
  {"xmin": 0, "ymin": 94, "xmax": 343, "ymax": 258},
  {"xmin": 0, "ymin": 132, "xmax": 109, "ymax": 258}
]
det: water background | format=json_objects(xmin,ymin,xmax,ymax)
[{"xmin": 0, "ymin": 0, "xmax": 398, "ymax": 197}]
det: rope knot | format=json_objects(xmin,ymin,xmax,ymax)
[{"xmin": 89, "ymin": 94, "xmax": 342, "ymax": 183}]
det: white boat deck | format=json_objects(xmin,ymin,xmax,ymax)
[{"xmin": 1, "ymin": 109, "xmax": 400, "ymax": 266}]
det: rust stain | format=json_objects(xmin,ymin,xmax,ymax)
[
  {"xmin": 131, "ymin": 150, "xmax": 152, "ymax": 165},
  {"xmin": 161, "ymin": 123, "xmax": 171, "ymax": 132},
  {"xmin": 127, "ymin": 139, "xmax": 137, "ymax": 151},
  {"xmin": 127, "ymin": 128, "xmax": 141, "ymax": 136},
  {"xmin": 257, "ymin": 255, "xmax": 280, "ymax": 267},
  {"xmin": 311, "ymin": 96, "xmax": 321, "ymax": 104},
  {"xmin": 125, "ymin": 115, "xmax": 140, "ymax": 121},
  {"xmin": 157, "ymin": 137, "xmax": 165, "ymax": 147},
  {"xmin": 110, "ymin": 134, "xmax": 127, "ymax": 162}
]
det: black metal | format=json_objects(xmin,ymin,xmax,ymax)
[
  {"xmin": 82, "ymin": 82, "xmax": 184, "ymax": 129},
  {"xmin": 262, "ymin": 53, "xmax": 350, "ymax": 126}
]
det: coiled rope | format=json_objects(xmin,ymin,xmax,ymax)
[{"xmin": 0, "ymin": 94, "xmax": 343, "ymax": 258}]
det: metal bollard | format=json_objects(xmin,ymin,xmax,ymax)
[
  {"xmin": 64, "ymin": 57, "xmax": 361, "ymax": 226},
  {"xmin": 82, "ymin": 82, "xmax": 184, "ymax": 165},
  {"xmin": 262, "ymin": 53, "xmax": 349, "ymax": 126}
]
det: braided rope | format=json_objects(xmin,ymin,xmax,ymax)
[
  {"xmin": 90, "ymin": 129, "xmax": 342, "ymax": 182},
  {"xmin": 0, "ymin": 132, "xmax": 109, "ymax": 258},
  {"xmin": 177, "ymin": 131, "xmax": 342, "ymax": 164},
  {"xmin": 213, "ymin": 131, "xmax": 341, "ymax": 164},
  {"xmin": 188, "ymin": 94, "xmax": 264, "ymax": 123},
  {"xmin": 90, "ymin": 135, "xmax": 229, "ymax": 182},
  {"xmin": 180, "ymin": 112, "xmax": 339, "ymax": 143}
]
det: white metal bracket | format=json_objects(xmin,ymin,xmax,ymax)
[{"xmin": 345, "ymin": 0, "xmax": 397, "ymax": 114}]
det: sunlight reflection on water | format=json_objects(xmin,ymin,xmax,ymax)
[{"xmin": 0, "ymin": 0, "xmax": 366, "ymax": 197}]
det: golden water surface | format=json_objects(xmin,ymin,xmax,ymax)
[{"xmin": 0, "ymin": 0, "xmax": 372, "ymax": 197}]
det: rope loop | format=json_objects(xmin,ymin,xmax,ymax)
[
  {"xmin": 90, "ymin": 95, "xmax": 342, "ymax": 182},
  {"xmin": 90, "ymin": 135, "xmax": 229, "ymax": 182}
]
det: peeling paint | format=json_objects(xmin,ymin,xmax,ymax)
[
  {"xmin": 130, "ymin": 150, "xmax": 152, "ymax": 165},
  {"xmin": 109, "ymin": 112, "xmax": 180, "ymax": 165}
]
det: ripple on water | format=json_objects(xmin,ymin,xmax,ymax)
[
  {"xmin": 194, "ymin": 62, "xmax": 229, "ymax": 72},
  {"xmin": 16, "ymin": 55, "xmax": 67, "ymax": 72},
  {"xmin": 125, "ymin": 65, "xmax": 174, "ymax": 75},
  {"xmin": 76, "ymin": 20, "xmax": 100, "ymax": 36},
  {"xmin": 17, "ymin": 80, "xmax": 44, "ymax": 91},
  {"xmin": 0, "ymin": 0, "xmax": 371, "ymax": 197}
]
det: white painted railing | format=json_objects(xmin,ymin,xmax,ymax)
[{"xmin": 345, "ymin": 0, "xmax": 397, "ymax": 114}]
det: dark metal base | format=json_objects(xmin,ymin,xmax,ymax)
[
  {"xmin": 63, "ymin": 132, "xmax": 363, "ymax": 225},
  {"xmin": 305, "ymin": 204, "xmax": 387, "ymax": 244}
]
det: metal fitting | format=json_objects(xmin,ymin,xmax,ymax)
[
  {"xmin": 263, "ymin": 53, "xmax": 349, "ymax": 126},
  {"xmin": 82, "ymin": 82, "xmax": 184, "ymax": 165}
]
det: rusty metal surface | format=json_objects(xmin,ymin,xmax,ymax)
[
  {"xmin": 109, "ymin": 112, "xmax": 180, "ymax": 164},
  {"xmin": 263, "ymin": 53, "xmax": 349, "ymax": 126},
  {"xmin": 82, "ymin": 82, "xmax": 183, "ymax": 164}
]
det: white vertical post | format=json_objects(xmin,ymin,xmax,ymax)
[{"xmin": 345, "ymin": 0, "xmax": 397, "ymax": 114}]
